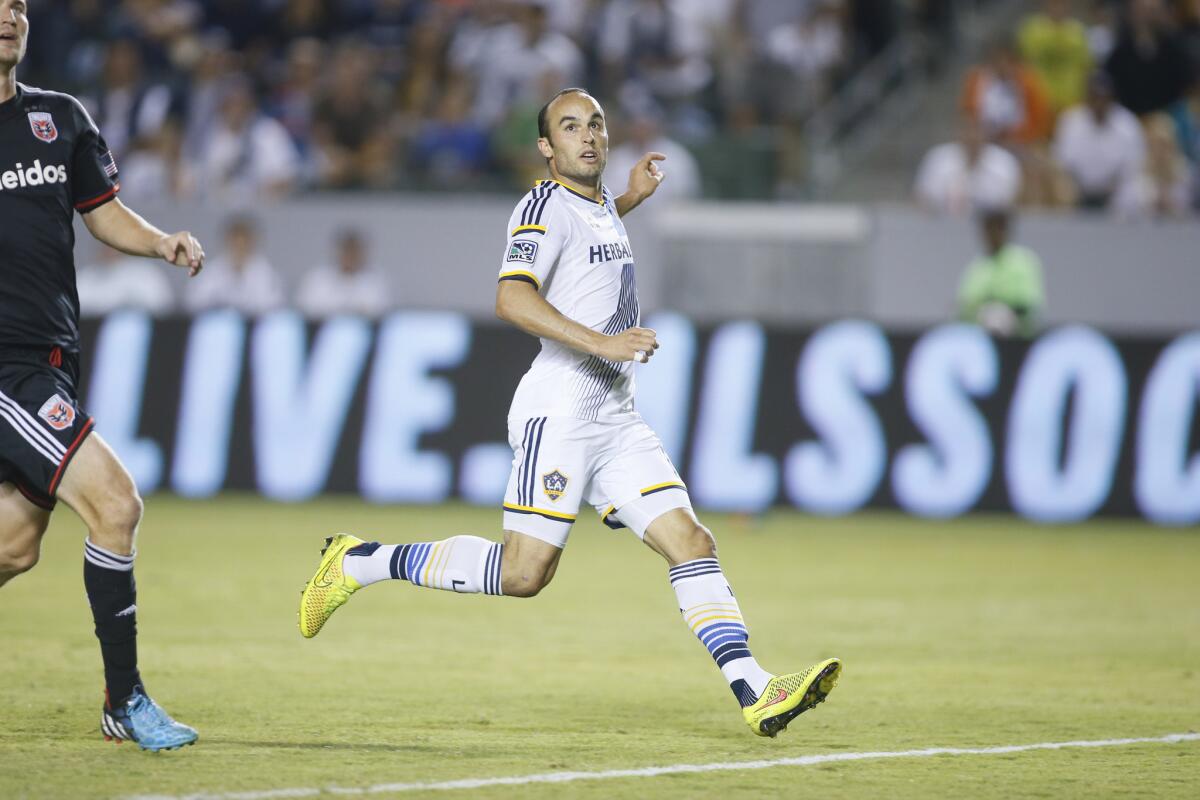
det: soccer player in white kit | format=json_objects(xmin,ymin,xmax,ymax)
[{"xmin": 299, "ymin": 89, "xmax": 840, "ymax": 737}]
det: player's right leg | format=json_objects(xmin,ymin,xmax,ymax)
[
  {"xmin": 55, "ymin": 434, "xmax": 199, "ymax": 751},
  {"xmin": 298, "ymin": 416, "xmax": 581, "ymax": 637},
  {"xmin": 0, "ymin": 481, "xmax": 51, "ymax": 588}
]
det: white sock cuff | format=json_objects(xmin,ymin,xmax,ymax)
[{"xmin": 84, "ymin": 539, "xmax": 136, "ymax": 572}]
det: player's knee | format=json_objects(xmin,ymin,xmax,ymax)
[
  {"xmin": 504, "ymin": 568, "xmax": 552, "ymax": 598},
  {"xmin": 680, "ymin": 522, "xmax": 716, "ymax": 561},
  {"xmin": 0, "ymin": 540, "xmax": 40, "ymax": 577},
  {"xmin": 662, "ymin": 522, "xmax": 715, "ymax": 566},
  {"xmin": 98, "ymin": 489, "xmax": 143, "ymax": 539},
  {"xmin": 502, "ymin": 560, "xmax": 555, "ymax": 598}
]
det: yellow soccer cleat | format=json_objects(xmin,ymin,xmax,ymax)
[
  {"xmin": 298, "ymin": 534, "xmax": 365, "ymax": 639},
  {"xmin": 743, "ymin": 657, "xmax": 842, "ymax": 738}
]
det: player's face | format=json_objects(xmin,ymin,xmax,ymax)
[
  {"xmin": 0, "ymin": 0, "xmax": 29, "ymax": 68},
  {"xmin": 540, "ymin": 92, "xmax": 609, "ymax": 184}
]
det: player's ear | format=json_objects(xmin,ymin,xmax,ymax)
[{"xmin": 536, "ymin": 137, "xmax": 554, "ymax": 160}]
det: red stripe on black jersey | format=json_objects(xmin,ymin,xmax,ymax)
[{"xmin": 75, "ymin": 182, "xmax": 120, "ymax": 211}]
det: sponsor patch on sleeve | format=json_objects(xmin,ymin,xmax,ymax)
[{"xmin": 507, "ymin": 240, "xmax": 539, "ymax": 264}]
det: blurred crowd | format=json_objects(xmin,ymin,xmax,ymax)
[
  {"xmin": 79, "ymin": 215, "xmax": 393, "ymax": 318},
  {"xmin": 936, "ymin": 0, "xmax": 1200, "ymax": 341},
  {"xmin": 917, "ymin": 0, "xmax": 1200, "ymax": 219},
  {"xmin": 18, "ymin": 0, "xmax": 960, "ymax": 202}
]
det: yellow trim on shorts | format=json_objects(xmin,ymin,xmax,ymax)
[
  {"xmin": 640, "ymin": 481, "xmax": 687, "ymax": 496},
  {"xmin": 503, "ymin": 502, "xmax": 577, "ymax": 523}
]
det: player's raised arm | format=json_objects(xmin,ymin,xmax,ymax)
[
  {"xmin": 82, "ymin": 198, "xmax": 205, "ymax": 277},
  {"xmin": 496, "ymin": 279, "xmax": 659, "ymax": 363},
  {"xmin": 614, "ymin": 151, "xmax": 666, "ymax": 217}
]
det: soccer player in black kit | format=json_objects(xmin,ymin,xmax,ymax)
[{"xmin": 1, "ymin": 0, "xmax": 201, "ymax": 750}]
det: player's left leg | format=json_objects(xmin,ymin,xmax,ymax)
[
  {"xmin": 0, "ymin": 482, "xmax": 51, "ymax": 588},
  {"xmin": 641, "ymin": 508, "xmax": 840, "ymax": 736},
  {"xmin": 594, "ymin": 418, "xmax": 840, "ymax": 737},
  {"xmin": 55, "ymin": 433, "xmax": 198, "ymax": 751}
]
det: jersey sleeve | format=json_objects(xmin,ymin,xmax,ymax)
[
  {"xmin": 497, "ymin": 189, "xmax": 565, "ymax": 290},
  {"xmin": 69, "ymin": 98, "xmax": 120, "ymax": 213}
]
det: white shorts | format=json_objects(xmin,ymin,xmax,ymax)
[{"xmin": 502, "ymin": 414, "xmax": 692, "ymax": 548}]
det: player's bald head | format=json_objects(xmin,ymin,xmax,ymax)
[{"xmin": 537, "ymin": 88, "xmax": 602, "ymax": 143}]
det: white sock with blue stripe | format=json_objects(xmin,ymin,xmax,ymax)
[
  {"xmin": 342, "ymin": 536, "xmax": 504, "ymax": 596},
  {"xmin": 670, "ymin": 558, "xmax": 773, "ymax": 707}
]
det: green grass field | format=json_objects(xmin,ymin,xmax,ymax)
[{"xmin": 1, "ymin": 497, "xmax": 1197, "ymax": 799}]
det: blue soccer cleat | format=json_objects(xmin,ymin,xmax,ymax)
[{"xmin": 101, "ymin": 687, "xmax": 198, "ymax": 751}]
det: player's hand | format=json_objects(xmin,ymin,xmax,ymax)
[
  {"xmin": 157, "ymin": 231, "xmax": 205, "ymax": 277},
  {"xmin": 626, "ymin": 151, "xmax": 666, "ymax": 202},
  {"xmin": 600, "ymin": 327, "xmax": 660, "ymax": 363}
]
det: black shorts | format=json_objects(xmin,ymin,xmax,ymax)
[{"xmin": 0, "ymin": 348, "xmax": 94, "ymax": 510}]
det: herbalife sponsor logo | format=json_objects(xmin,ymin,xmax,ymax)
[{"xmin": 0, "ymin": 159, "xmax": 68, "ymax": 191}]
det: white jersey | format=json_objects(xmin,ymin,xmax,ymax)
[{"xmin": 498, "ymin": 179, "xmax": 639, "ymax": 422}]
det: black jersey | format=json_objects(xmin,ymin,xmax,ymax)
[{"xmin": 0, "ymin": 82, "xmax": 120, "ymax": 354}]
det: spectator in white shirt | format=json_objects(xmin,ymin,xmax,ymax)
[
  {"xmin": 1138, "ymin": 112, "xmax": 1193, "ymax": 217},
  {"xmin": 194, "ymin": 76, "xmax": 300, "ymax": 203},
  {"xmin": 77, "ymin": 246, "xmax": 176, "ymax": 318},
  {"xmin": 914, "ymin": 118, "xmax": 1023, "ymax": 214},
  {"xmin": 607, "ymin": 108, "xmax": 702, "ymax": 204},
  {"xmin": 598, "ymin": 0, "xmax": 713, "ymax": 103},
  {"xmin": 185, "ymin": 216, "xmax": 285, "ymax": 316},
  {"xmin": 295, "ymin": 229, "xmax": 392, "ymax": 319},
  {"xmin": 1053, "ymin": 72, "xmax": 1146, "ymax": 215}
]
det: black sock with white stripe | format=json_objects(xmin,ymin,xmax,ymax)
[{"xmin": 84, "ymin": 539, "xmax": 142, "ymax": 706}]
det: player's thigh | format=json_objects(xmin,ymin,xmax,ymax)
[
  {"xmin": 0, "ymin": 482, "xmax": 52, "ymax": 580},
  {"xmin": 589, "ymin": 417, "xmax": 695, "ymax": 547},
  {"xmin": 55, "ymin": 433, "xmax": 143, "ymax": 550},
  {"xmin": 502, "ymin": 416, "xmax": 589, "ymax": 551}
]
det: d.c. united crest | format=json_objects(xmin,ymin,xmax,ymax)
[
  {"xmin": 542, "ymin": 469, "xmax": 568, "ymax": 502},
  {"xmin": 38, "ymin": 394, "xmax": 75, "ymax": 431},
  {"xmin": 28, "ymin": 112, "xmax": 58, "ymax": 143}
]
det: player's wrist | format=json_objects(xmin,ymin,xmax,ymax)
[{"xmin": 587, "ymin": 330, "xmax": 615, "ymax": 359}]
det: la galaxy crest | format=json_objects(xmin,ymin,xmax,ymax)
[
  {"xmin": 28, "ymin": 112, "xmax": 58, "ymax": 143},
  {"xmin": 542, "ymin": 469, "xmax": 568, "ymax": 502}
]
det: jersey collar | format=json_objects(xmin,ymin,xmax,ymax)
[{"xmin": 536, "ymin": 178, "xmax": 607, "ymax": 205}]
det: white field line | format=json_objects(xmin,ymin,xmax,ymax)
[{"xmin": 126, "ymin": 732, "xmax": 1200, "ymax": 800}]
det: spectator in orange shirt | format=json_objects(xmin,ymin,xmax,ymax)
[{"xmin": 962, "ymin": 41, "xmax": 1053, "ymax": 146}]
